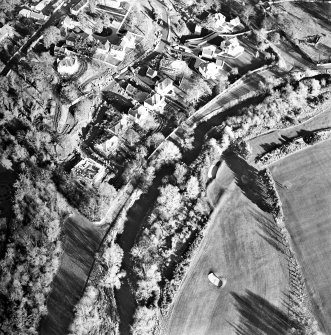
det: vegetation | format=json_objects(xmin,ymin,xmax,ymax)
[{"xmin": 0, "ymin": 168, "xmax": 70, "ymax": 334}]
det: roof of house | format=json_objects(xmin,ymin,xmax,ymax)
[
  {"xmin": 156, "ymin": 77, "xmax": 173, "ymax": 91},
  {"xmin": 146, "ymin": 67, "xmax": 157, "ymax": 77},
  {"xmin": 72, "ymin": 0, "xmax": 89, "ymax": 12},
  {"xmin": 145, "ymin": 93, "xmax": 164, "ymax": 106}
]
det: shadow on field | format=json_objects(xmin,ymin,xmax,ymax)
[
  {"xmin": 222, "ymin": 151, "xmax": 272, "ymax": 213},
  {"xmin": 230, "ymin": 290, "xmax": 296, "ymax": 335},
  {"xmin": 40, "ymin": 214, "xmax": 105, "ymax": 335},
  {"xmin": 248, "ymin": 208, "xmax": 289, "ymax": 257}
]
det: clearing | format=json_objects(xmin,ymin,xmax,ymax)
[
  {"xmin": 270, "ymin": 138, "xmax": 331, "ymax": 334},
  {"xmin": 165, "ymin": 162, "xmax": 289, "ymax": 335}
]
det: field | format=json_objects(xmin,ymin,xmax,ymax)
[
  {"xmin": 40, "ymin": 214, "xmax": 106, "ymax": 335},
  {"xmin": 165, "ymin": 162, "xmax": 289, "ymax": 335},
  {"xmin": 270, "ymin": 139, "xmax": 331, "ymax": 334},
  {"xmin": 249, "ymin": 108, "xmax": 331, "ymax": 160},
  {"xmin": 275, "ymin": 2, "xmax": 331, "ymax": 63}
]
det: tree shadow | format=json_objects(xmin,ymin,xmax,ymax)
[
  {"xmin": 231, "ymin": 290, "xmax": 297, "ymax": 335},
  {"xmin": 248, "ymin": 208, "xmax": 289, "ymax": 257},
  {"xmin": 222, "ymin": 150, "xmax": 272, "ymax": 213}
]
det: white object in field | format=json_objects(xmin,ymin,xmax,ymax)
[{"xmin": 208, "ymin": 272, "xmax": 227, "ymax": 288}]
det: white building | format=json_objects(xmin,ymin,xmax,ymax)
[
  {"xmin": 200, "ymin": 44, "xmax": 217, "ymax": 59},
  {"xmin": 213, "ymin": 13, "xmax": 226, "ymax": 28},
  {"xmin": 95, "ymin": 136, "xmax": 120, "ymax": 155},
  {"xmin": 155, "ymin": 77, "xmax": 174, "ymax": 96},
  {"xmin": 221, "ymin": 37, "xmax": 244, "ymax": 57},
  {"xmin": 120, "ymin": 32, "xmax": 136, "ymax": 50},
  {"xmin": 199, "ymin": 60, "xmax": 224, "ymax": 80},
  {"xmin": 109, "ymin": 44, "xmax": 125, "ymax": 61},
  {"xmin": 144, "ymin": 93, "xmax": 166, "ymax": 112},
  {"xmin": 98, "ymin": 0, "xmax": 122, "ymax": 8},
  {"xmin": 19, "ymin": 9, "xmax": 49, "ymax": 20},
  {"xmin": 57, "ymin": 56, "xmax": 80, "ymax": 75}
]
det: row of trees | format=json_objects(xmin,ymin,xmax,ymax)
[
  {"xmin": 69, "ymin": 237, "xmax": 123, "ymax": 334},
  {"xmin": 130, "ymin": 145, "xmax": 213, "ymax": 334}
]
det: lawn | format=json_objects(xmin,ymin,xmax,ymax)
[
  {"xmin": 270, "ymin": 139, "xmax": 331, "ymax": 334},
  {"xmin": 165, "ymin": 163, "xmax": 289, "ymax": 335}
]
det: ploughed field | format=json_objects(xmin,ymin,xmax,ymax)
[
  {"xmin": 270, "ymin": 139, "xmax": 331, "ymax": 334},
  {"xmin": 165, "ymin": 163, "xmax": 289, "ymax": 335}
]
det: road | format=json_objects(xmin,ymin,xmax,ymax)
[{"xmin": 1, "ymin": 0, "xmax": 81, "ymax": 76}]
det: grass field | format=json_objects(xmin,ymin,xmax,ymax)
[
  {"xmin": 249, "ymin": 109, "xmax": 331, "ymax": 160},
  {"xmin": 165, "ymin": 163, "xmax": 289, "ymax": 335},
  {"xmin": 270, "ymin": 139, "xmax": 331, "ymax": 334}
]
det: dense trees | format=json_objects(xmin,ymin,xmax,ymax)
[{"xmin": 0, "ymin": 168, "xmax": 70, "ymax": 334}]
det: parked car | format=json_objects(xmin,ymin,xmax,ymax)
[{"xmin": 208, "ymin": 272, "xmax": 227, "ymax": 288}]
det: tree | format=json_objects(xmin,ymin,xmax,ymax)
[
  {"xmin": 131, "ymin": 306, "xmax": 157, "ymax": 335},
  {"xmin": 242, "ymin": 4, "xmax": 256, "ymax": 25},
  {"xmin": 185, "ymin": 77, "xmax": 212, "ymax": 105},
  {"xmin": 170, "ymin": 60, "xmax": 192, "ymax": 78},
  {"xmin": 174, "ymin": 163, "xmax": 187, "ymax": 185},
  {"xmin": 147, "ymin": 132, "xmax": 165, "ymax": 149},
  {"xmin": 229, "ymin": 139, "xmax": 252, "ymax": 159},
  {"xmin": 186, "ymin": 176, "xmax": 200, "ymax": 199},
  {"xmin": 157, "ymin": 184, "xmax": 182, "ymax": 219},
  {"xmin": 43, "ymin": 26, "xmax": 61, "ymax": 49},
  {"xmin": 154, "ymin": 141, "xmax": 182, "ymax": 168}
]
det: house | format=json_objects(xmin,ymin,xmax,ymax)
[
  {"xmin": 199, "ymin": 60, "xmax": 224, "ymax": 80},
  {"xmin": 70, "ymin": 0, "xmax": 89, "ymax": 15},
  {"xmin": 120, "ymin": 32, "xmax": 136, "ymax": 50},
  {"xmin": 110, "ymin": 19, "xmax": 121, "ymax": 29},
  {"xmin": 57, "ymin": 56, "xmax": 80, "ymax": 75},
  {"xmin": 95, "ymin": 136, "xmax": 120, "ymax": 155},
  {"xmin": 229, "ymin": 17, "xmax": 241, "ymax": 27},
  {"xmin": 109, "ymin": 115, "xmax": 130, "ymax": 135},
  {"xmin": 213, "ymin": 13, "xmax": 226, "ymax": 28},
  {"xmin": 146, "ymin": 67, "xmax": 158, "ymax": 79},
  {"xmin": 144, "ymin": 93, "xmax": 166, "ymax": 112},
  {"xmin": 155, "ymin": 77, "xmax": 174, "ymax": 96},
  {"xmin": 195, "ymin": 24, "xmax": 202, "ymax": 35},
  {"xmin": 0, "ymin": 24, "xmax": 15, "ymax": 44},
  {"xmin": 129, "ymin": 105, "xmax": 150, "ymax": 122},
  {"xmin": 32, "ymin": 0, "xmax": 52, "ymax": 11},
  {"xmin": 19, "ymin": 9, "xmax": 49, "ymax": 20},
  {"xmin": 221, "ymin": 37, "xmax": 244, "ymax": 57},
  {"xmin": 109, "ymin": 44, "xmax": 125, "ymax": 61},
  {"xmin": 96, "ymin": 40, "xmax": 110, "ymax": 54},
  {"xmin": 200, "ymin": 44, "xmax": 217, "ymax": 59},
  {"xmin": 98, "ymin": 0, "xmax": 122, "ymax": 8}
]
